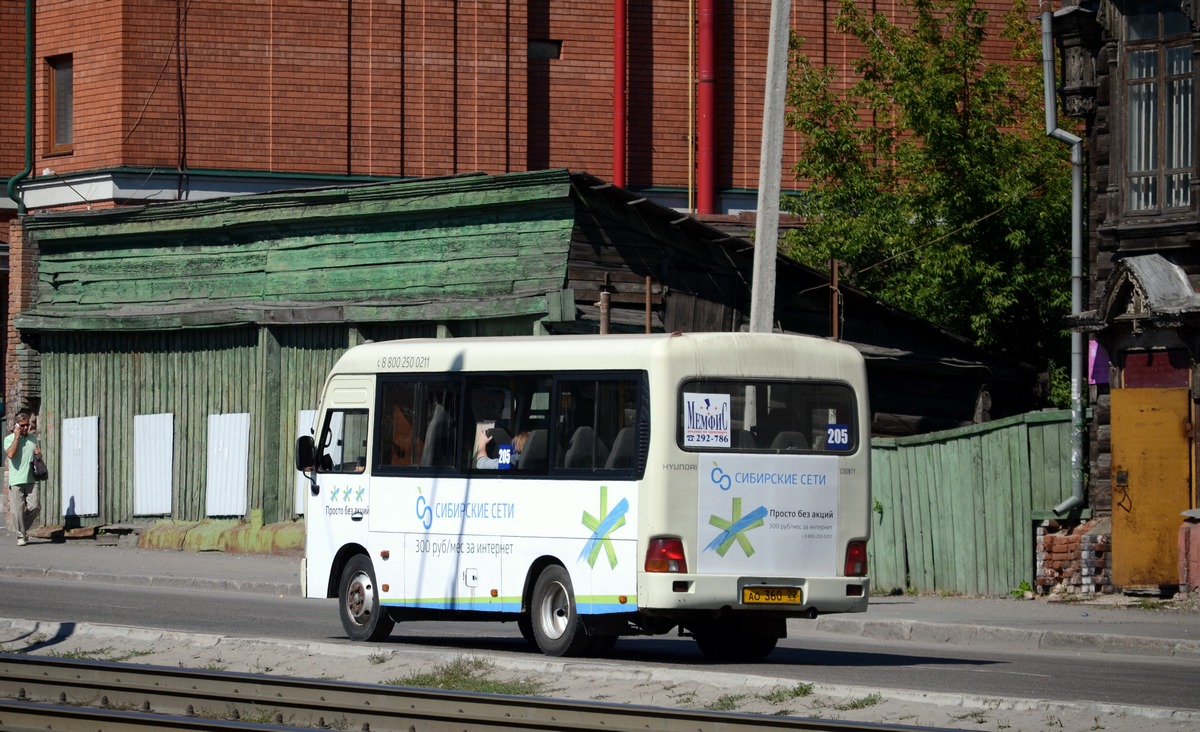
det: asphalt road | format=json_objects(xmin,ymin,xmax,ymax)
[{"xmin": 2, "ymin": 576, "xmax": 1197, "ymax": 711}]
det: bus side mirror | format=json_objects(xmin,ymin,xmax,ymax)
[{"xmin": 296, "ymin": 435, "xmax": 317, "ymax": 472}]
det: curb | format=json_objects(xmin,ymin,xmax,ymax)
[
  {"xmin": 810, "ymin": 615, "xmax": 1200, "ymax": 659},
  {"xmin": 0, "ymin": 565, "xmax": 301, "ymax": 598}
]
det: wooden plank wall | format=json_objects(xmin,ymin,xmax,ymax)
[
  {"xmin": 869, "ymin": 410, "xmax": 1073, "ymax": 595},
  {"xmin": 39, "ymin": 325, "xmax": 371, "ymax": 526}
]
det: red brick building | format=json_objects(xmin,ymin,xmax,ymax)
[
  {"xmin": 2, "ymin": 1, "xmax": 1026, "ymax": 211},
  {"xmin": 1, "ymin": 0, "xmax": 1028, "ymax": 416}
]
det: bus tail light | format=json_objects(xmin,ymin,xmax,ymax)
[
  {"xmin": 844, "ymin": 540, "xmax": 868, "ymax": 577},
  {"xmin": 645, "ymin": 538, "xmax": 687, "ymax": 573}
]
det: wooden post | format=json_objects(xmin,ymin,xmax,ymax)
[
  {"xmin": 830, "ymin": 259, "xmax": 840, "ymax": 340},
  {"xmin": 645, "ymin": 275, "xmax": 652, "ymax": 333},
  {"xmin": 599, "ymin": 291, "xmax": 611, "ymax": 334}
]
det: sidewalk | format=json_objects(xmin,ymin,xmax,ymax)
[{"xmin": 1, "ymin": 529, "xmax": 1198, "ymax": 659}]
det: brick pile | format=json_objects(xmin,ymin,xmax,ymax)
[{"xmin": 1036, "ymin": 517, "xmax": 1113, "ymax": 596}]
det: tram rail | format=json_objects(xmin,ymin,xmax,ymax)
[{"xmin": 0, "ymin": 653, "xmax": 945, "ymax": 732}]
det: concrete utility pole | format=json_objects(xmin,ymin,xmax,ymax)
[{"xmin": 749, "ymin": 0, "xmax": 791, "ymax": 334}]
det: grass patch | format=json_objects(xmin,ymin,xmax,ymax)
[
  {"xmin": 367, "ymin": 652, "xmax": 390, "ymax": 665},
  {"xmin": 384, "ymin": 656, "xmax": 549, "ymax": 696},
  {"xmin": 704, "ymin": 693, "xmax": 746, "ymax": 712},
  {"xmin": 829, "ymin": 693, "xmax": 882, "ymax": 711},
  {"xmin": 1134, "ymin": 598, "xmax": 1167, "ymax": 610},
  {"xmin": 951, "ymin": 710, "xmax": 989, "ymax": 723},
  {"xmin": 55, "ymin": 648, "xmax": 152, "ymax": 663},
  {"xmin": 759, "ymin": 683, "xmax": 814, "ymax": 705}
]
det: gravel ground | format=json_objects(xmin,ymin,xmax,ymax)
[{"xmin": 2, "ymin": 618, "xmax": 1198, "ymax": 732}]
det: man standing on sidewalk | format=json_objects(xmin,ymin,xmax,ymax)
[{"xmin": 5, "ymin": 410, "xmax": 42, "ymax": 546}]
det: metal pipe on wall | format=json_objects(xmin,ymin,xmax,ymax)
[
  {"xmin": 5, "ymin": 0, "xmax": 34, "ymax": 214},
  {"xmin": 1041, "ymin": 9, "xmax": 1086, "ymax": 516}
]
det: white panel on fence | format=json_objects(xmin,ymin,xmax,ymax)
[
  {"xmin": 61, "ymin": 416, "xmax": 99, "ymax": 517},
  {"xmin": 206, "ymin": 413, "xmax": 251, "ymax": 517},
  {"xmin": 134, "ymin": 413, "xmax": 175, "ymax": 515},
  {"xmin": 295, "ymin": 409, "xmax": 317, "ymax": 515}
]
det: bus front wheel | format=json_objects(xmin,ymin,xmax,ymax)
[
  {"xmin": 338, "ymin": 554, "xmax": 395, "ymax": 642},
  {"xmin": 530, "ymin": 565, "xmax": 591, "ymax": 657}
]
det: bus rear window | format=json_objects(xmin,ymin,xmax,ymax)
[{"xmin": 678, "ymin": 380, "xmax": 857, "ymax": 453}]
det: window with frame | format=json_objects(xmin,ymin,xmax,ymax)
[
  {"xmin": 1125, "ymin": 1, "xmax": 1193, "ymax": 212},
  {"xmin": 375, "ymin": 379, "xmax": 460, "ymax": 470},
  {"xmin": 554, "ymin": 376, "xmax": 643, "ymax": 472},
  {"xmin": 316, "ymin": 409, "xmax": 370, "ymax": 474},
  {"xmin": 678, "ymin": 379, "xmax": 858, "ymax": 454},
  {"xmin": 47, "ymin": 55, "xmax": 73, "ymax": 154}
]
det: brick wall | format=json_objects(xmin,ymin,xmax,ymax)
[
  {"xmin": 4, "ymin": 217, "xmax": 38, "ymax": 418},
  {"xmin": 1036, "ymin": 517, "xmax": 1114, "ymax": 596},
  {"xmin": 11, "ymin": 0, "xmax": 1029, "ymax": 194}
]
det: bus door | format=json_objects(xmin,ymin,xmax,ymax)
[{"xmin": 306, "ymin": 377, "xmax": 374, "ymax": 598}]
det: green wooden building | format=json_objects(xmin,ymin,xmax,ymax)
[{"xmin": 12, "ymin": 169, "xmax": 1035, "ymax": 527}]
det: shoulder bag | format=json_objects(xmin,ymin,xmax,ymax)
[{"xmin": 31, "ymin": 454, "xmax": 48, "ymax": 481}]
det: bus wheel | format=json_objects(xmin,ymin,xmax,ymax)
[
  {"xmin": 695, "ymin": 633, "xmax": 778, "ymax": 661},
  {"xmin": 338, "ymin": 555, "xmax": 395, "ymax": 642},
  {"xmin": 530, "ymin": 565, "xmax": 591, "ymax": 657}
]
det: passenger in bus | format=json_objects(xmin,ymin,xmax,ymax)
[{"xmin": 474, "ymin": 425, "xmax": 531, "ymax": 469}]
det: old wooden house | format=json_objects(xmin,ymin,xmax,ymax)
[
  {"xmin": 1055, "ymin": 0, "xmax": 1200, "ymax": 592},
  {"xmin": 12, "ymin": 169, "xmax": 1034, "ymax": 527}
]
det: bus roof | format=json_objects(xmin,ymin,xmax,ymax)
[{"xmin": 329, "ymin": 332, "xmax": 865, "ymax": 383}]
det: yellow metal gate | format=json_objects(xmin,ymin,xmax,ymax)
[{"xmin": 1110, "ymin": 387, "xmax": 1192, "ymax": 588}]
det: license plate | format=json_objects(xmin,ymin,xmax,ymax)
[{"xmin": 742, "ymin": 586, "xmax": 801, "ymax": 604}]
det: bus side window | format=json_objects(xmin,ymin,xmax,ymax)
[
  {"xmin": 555, "ymin": 377, "xmax": 641, "ymax": 472},
  {"xmin": 318, "ymin": 409, "xmax": 369, "ymax": 473},
  {"xmin": 377, "ymin": 381, "xmax": 418, "ymax": 467}
]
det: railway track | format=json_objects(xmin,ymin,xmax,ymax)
[{"xmin": 0, "ymin": 653, "xmax": 950, "ymax": 732}]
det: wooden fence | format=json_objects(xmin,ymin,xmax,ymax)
[{"xmin": 869, "ymin": 410, "xmax": 1076, "ymax": 596}]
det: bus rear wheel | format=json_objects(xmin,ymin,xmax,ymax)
[
  {"xmin": 338, "ymin": 555, "xmax": 395, "ymax": 642},
  {"xmin": 530, "ymin": 565, "xmax": 591, "ymax": 657}
]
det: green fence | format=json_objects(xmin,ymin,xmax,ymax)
[{"xmin": 869, "ymin": 410, "xmax": 1076, "ymax": 596}]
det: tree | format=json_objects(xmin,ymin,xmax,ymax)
[{"xmin": 783, "ymin": 0, "xmax": 1073, "ymax": 404}]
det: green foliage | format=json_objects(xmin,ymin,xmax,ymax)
[
  {"xmin": 783, "ymin": 0, "xmax": 1073, "ymax": 402},
  {"xmin": 1010, "ymin": 580, "xmax": 1034, "ymax": 598}
]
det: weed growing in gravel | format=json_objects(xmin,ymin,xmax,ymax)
[
  {"xmin": 758, "ymin": 683, "xmax": 814, "ymax": 704},
  {"xmin": 367, "ymin": 652, "xmax": 390, "ymax": 665},
  {"xmin": 384, "ymin": 656, "xmax": 549, "ymax": 696},
  {"xmin": 55, "ymin": 647, "xmax": 152, "ymax": 663},
  {"xmin": 950, "ymin": 709, "xmax": 988, "ymax": 723},
  {"xmin": 704, "ymin": 693, "xmax": 746, "ymax": 711},
  {"xmin": 821, "ymin": 693, "xmax": 882, "ymax": 711}
]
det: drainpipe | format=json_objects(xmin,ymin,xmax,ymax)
[
  {"xmin": 5, "ymin": 0, "xmax": 34, "ymax": 214},
  {"xmin": 697, "ymin": 0, "xmax": 715, "ymax": 213},
  {"xmin": 1042, "ymin": 10, "xmax": 1086, "ymax": 516},
  {"xmin": 613, "ymin": 0, "xmax": 626, "ymax": 187}
]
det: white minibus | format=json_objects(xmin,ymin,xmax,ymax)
[{"xmin": 297, "ymin": 332, "xmax": 870, "ymax": 659}]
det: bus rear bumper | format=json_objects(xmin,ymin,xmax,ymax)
[{"xmin": 639, "ymin": 574, "xmax": 870, "ymax": 616}]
